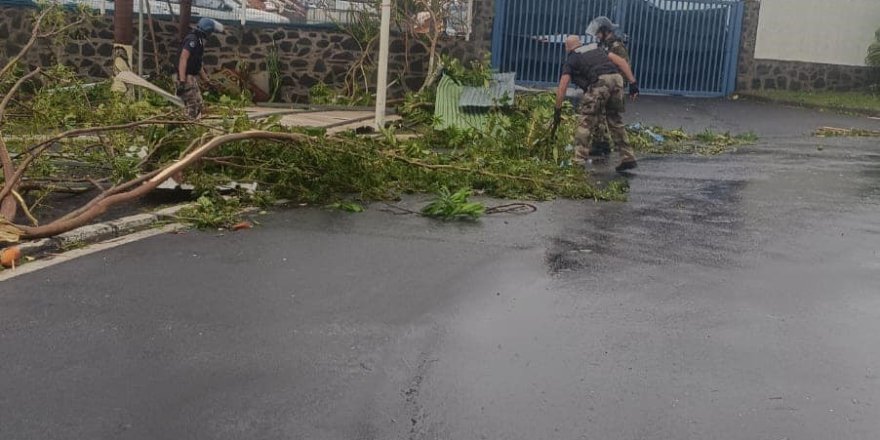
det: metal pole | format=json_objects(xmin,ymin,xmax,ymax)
[
  {"xmin": 240, "ymin": 0, "xmax": 247, "ymax": 26},
  {"xmin": 465, "ymin": 0, "xmax": 474, "ymax": 42},
  {"xmin": 138, "ymin": 0, "xmax": 144, "ymax": 76},
  {"xmin": 374, "ymin": 0, "xmax": 392, "ymax": 129}
]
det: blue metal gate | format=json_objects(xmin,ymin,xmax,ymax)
[{"xmin": 490, "ymin": 0, "xmax": 745, "ymax": 97}]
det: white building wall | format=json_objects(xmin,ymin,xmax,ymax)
[{"xmin": 754, "ymin": 0, "xmax": 880, "ymax": 66}]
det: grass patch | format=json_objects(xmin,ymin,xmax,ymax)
[{"xmin": 744, "ymin": 89, "xmax": 880, "ymax": 115}]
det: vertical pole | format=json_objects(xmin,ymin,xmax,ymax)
[
  {"xmin": 138, "ymin": 0, "xmax": 144, "ymax": 76},
  {"xmin": 112, "ymin": 0, "xmax": 134, "ymax": 93},
  {"xmin": 374, "ymin": 0, "xmax": 392, "ymax": 129},
  {"xmin": 465, "ymin": 0, "xmax": 474, "ymax": 42},
  {"xmin": 490, "ymin": 0, "xmax": 507, "ymax": 70},
  {"xmin": 241, "ymin": 0, "xmax": 247, "ymax": 26},
  {"xmin": 724, "ymin": 1, "xmax": 745, "ymax": 95},
  {"xmin": 114, "ymin": 0, "xmax": 134, "ymax": 44},
  {"xmin": 179, "ymin": 0, "xmax": 192, "ymax": 41}
]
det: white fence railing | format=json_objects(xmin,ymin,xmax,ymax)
[{"xmin": 49, "ymin": 0, "xmax": 472, "ymax": 32}]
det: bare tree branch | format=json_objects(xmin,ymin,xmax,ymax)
[
  {"xmin": 0, "ymin": 118, "xmax": 194, "ymax": 207},
  {"xmin": 15, "ymin": 130, "xmax": 315, "ymax": 239},
  {"xmin": 0, "ymin": 68, "xmax": 44, "ymax": 220},
  {"xmin": 0, "ymin": 68, "xmax": 42, "ymax": 127},
  {"xmin": 11, "ymin": 190, "xmax": 38, "ymax": 226},
  {"xmin": 0, "ymin": 138, "xmax": 18, "ymax": 220},
  {"xmin": 0, "ymin": 9, "xmax": 50, "ymax": 80},
  {"xmin": 38, "ymin": 16, "xmax": 87, "ymax": 40}
]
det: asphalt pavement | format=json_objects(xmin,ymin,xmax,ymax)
[{"xmin": 2, "ymin": 98, "xmax": 879, "ymax": 440}]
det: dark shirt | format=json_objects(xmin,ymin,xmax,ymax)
[
  {"xmin": 561, "ymin": 46, "xmax": 619, "ymax": 90},
  {"xmin": 179, "ymin": 31, "xmax": 205, "ymax": 76}
]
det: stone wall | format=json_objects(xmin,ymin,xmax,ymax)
[
  {"xmin": 735, "ymin": 0, "xmax": 760, "ymax": 92},
  {"xmin": 444, "ymin": 0, "xmax": 494, "ymax": 63},
  {"xmin": 736, "ymin": 0, "xmax": 880, "ymax": 92},
  {"xmin": 747, "ymin": 60, "xmax": 880, "ymax": 92},
  {"xmin": 0, "ymin": 3, "xmax": 493, "ymax": 102}
]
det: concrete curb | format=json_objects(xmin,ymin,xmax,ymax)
[
  {"xmin": 12, "ymin": 198, "xmax": 292, "ymax": 260},
  {"xmin": 737, "ymin": 93, "xmax": 880, "ymax": 118},
  {"xmin": 16, "ymin": 203, "xmax": 194, "ymax": 258}
]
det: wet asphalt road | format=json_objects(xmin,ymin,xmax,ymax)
[{"xmin": 2, "ymin": 99, "xmax": 880, "ymax": 439}]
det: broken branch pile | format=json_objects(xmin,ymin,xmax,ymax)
[{"xmin": 1, "ymin": 4, "xmax": 620, "ymax": 243}]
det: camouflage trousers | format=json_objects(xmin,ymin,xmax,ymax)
[
  {"xmin": 178, "ymin": 76, "xmax": 203, "ymax": 120},
  {"xmin": 574, "ymin": 74, "xmax": 635, "ymax": 164},
  {"xmin": 590, "ymin": 96, "xmax": 625, "ymax": 155}
]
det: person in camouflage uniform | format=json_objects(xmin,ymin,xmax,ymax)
[
  {"xmin": 554, "ymin": 36, "xmax": 639, "ymax": 172},
  {"xmin": 176, "ymin": 18, "xmax": 224, "ymax": 120},
  {"xmin": 586, "ymin": 16, "xmax": 631, "ymax": 159}
]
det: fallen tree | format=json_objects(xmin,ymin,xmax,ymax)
[
  {"xmin": 0, "ymin": 5, "xmax": 88, "ymax": 221},
  {"xmin": 0, "ymin": 4, "xmax": 623, "ymax": 244}
]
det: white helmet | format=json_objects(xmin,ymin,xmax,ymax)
[{"xmin": 586, "ymin": 16, "xmax": 616, "ymax": 37}]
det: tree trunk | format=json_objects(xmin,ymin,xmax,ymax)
[
  {"xmin": 178, "ymin": 0, "xmax": 193, "ymax": 41},
  {"xmin": 114, "ymin": 0, "xmax": 134, "ymax": 44}
]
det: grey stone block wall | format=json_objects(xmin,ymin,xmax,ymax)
[
  {"xmin": 443, "ymin": 0, "xmax": 495, "ymax": 63},
  {"xmin": 749, "ymin": 60, "xmax": 880, "ymax": 92},
  {"xmin": 735, "ymin": 0, "xmax": 760, "ymax": 92},
  {"xmin": 0, "ymin": 4, "xmax": 493, "ymax": 102}
]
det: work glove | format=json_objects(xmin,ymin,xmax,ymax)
[
  {"xmin": 549, "ymin": 107, "xmax": 562, "ymax": 140},
  {"xmin": 176, "ymin": 82, "xmax": 187, "ymax": 96},
  {"xmin": 205, "ymin": 80, "xmax": 221, "ymax": 94},
  {"xmin": 628, "ymin": 82, "xmax": 640, "ymax": 100}
]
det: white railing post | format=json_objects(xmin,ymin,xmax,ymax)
[{"xmin": 374, "ymin": 0, "xmax": 392, "ymax": 129}]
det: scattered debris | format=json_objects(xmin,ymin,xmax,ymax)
[
  {"xmin": 231, "ymin": 221, "xmax": 253, "ymax": 231},
  {"xmin": 325, "ymin": 202, "xmax": 365, "ymax": 213},
  {"xmin": 0, "ymin": 220, "xmax": 21, "ymax": 243},
  {"xmin": 626, "ymin": 124, "xmax": 758, "ymax": 155},
  {"xmin": 115, "ymin": 71, "xmax": 183, "ymax": 107},
  {"xmin": 813, "ymin": 126, "xmax": 880, "ymax": 137},
  {"xmin": 210, "ymin": 68, "xmax": 270, "ymax": 103},
  {"xmin": 382, "ymin": 190, "xmax": 537, "ymax": 221},
  {"xmin": 420, "ymin": 187, "xmax": 486, "ymax": 221},
  {"xmin": 1, "ymin": 246, "xmax": 22, "ymax": 269},
  {"xmin": 627, "ymin": 123, "xmax": 666, "ymax": 144}
]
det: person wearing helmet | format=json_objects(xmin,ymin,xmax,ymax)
[
  {"xmin": 177, "ymin": 18, "xmax": 225, "ymax": 119},
  {"xmin": 587, "ymin": 16, "xmax": 630, "ymax": 63},
  {"xmin": 586, "ymin": 16, "xmax": 632, "ymax": 160},
  {"xmin": 554, "ymin": 36, "xmax": 639, "ymax": 172}
]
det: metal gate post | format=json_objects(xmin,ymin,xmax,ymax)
[
  {"xmin": 614, "ymin": 0, "xmax": 629, "ymax": 35},
  {"xmin": 723, "ymin": 0, "xmax": 745, "ymax": 95},
  {"xmin": 491, "ymin": 0, "xmax": 509, "ymax": 69}
]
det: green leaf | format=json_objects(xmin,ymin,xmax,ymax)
[{"xmin": 326, "ymin": 201, "xmax": 365, "ymax": 213}]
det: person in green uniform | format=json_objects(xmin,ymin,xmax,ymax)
[
  {"xmin": 585, "ymin": 16, "xmax": 632, "ymax": 160},
  {"xmin": 554, "ymin": 36, "xmax": 639, "ymax": 172}
]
